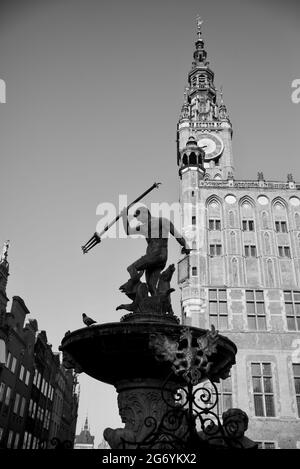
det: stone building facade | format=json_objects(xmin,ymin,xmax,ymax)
[
  {"xmin": 177, "ymin": 20, "xmax": 300, "ymax": 449},
  {"xmin": 0, "ymin": 243, "xmax": 79, "ymax": 449}
]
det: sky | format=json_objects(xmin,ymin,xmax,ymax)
[{"xmin": 0, "ymin": 0, "xmax": 299, "ymax": 446}]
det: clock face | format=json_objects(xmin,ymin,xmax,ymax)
[{"xmin": 198, "ymin": 134, "xmax": 224, "ymax": 160}]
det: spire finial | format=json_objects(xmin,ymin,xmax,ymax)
[
  {"xmin": 1, "ymin": 240, "xmax": 10, "ymax": 264},
  {"xmin": 196, "ymin": 15, "xmax": 203, "ymax": 40},
  {"xmin": 220, "ymin": 85, "xmax": 224, "ymax": 103}
]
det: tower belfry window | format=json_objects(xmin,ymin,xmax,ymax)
[
  {"xmin": 209, "ymin": 244, "xmax": 222, "ymax": 256},
  {"xmin": 275, "ymin": 221, "xmax": 287, "ymax": 233},
  {"xmin": 242, "ymin": 220, "xmax": 255, "ymax": 231},
  {"xmin": 244, "ymin": 245, "xmax": 257, "ymax": 257},
  {"xmin": 278, "ymin": 246, "xmax": 291, "ymax": 258},
  {"xmin": 209, "ymin": 219, "xmax": 221, "ymax": 230}
]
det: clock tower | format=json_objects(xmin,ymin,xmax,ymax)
[
  {"xmin": 177, "ymin": 17, "xmax": 234, "ymax": 181},
  {"xmin": 176, "ymin": 18, "xmax": 300, "ymax": 449}
]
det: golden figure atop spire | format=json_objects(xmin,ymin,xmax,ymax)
[
  {"xmin": 196, "ymin": 15, "xmax": 204, "ymax": 42},
  {"xmin": 196, "ymin": 15, "xmax": 203, "ymax": 30}
]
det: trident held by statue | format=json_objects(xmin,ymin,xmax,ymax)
[{"xmin": 81, "ymin": 182, "xmax": 161, "ymax": 254}]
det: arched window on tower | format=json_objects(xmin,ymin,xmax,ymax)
[
  {"xmin": 189, "ymin": 152, "xmax": 197, "ymax": 165},
  {"xmin": 182, "ymin": 154, "xmax": 188, "ymax": 166}
]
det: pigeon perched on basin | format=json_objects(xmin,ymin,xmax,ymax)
[{"xmin": 82, "ymin": 313, "xmax": 97, "ymax": 326}]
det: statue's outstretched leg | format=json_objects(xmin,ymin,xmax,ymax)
[{"xmin": 145, "ymin": 267, "xmax": 162, "ymax": 296}]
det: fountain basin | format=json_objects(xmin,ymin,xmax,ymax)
[{"xmin": 60, "ymin": 321, "xmax": 237, "ymax": 385}]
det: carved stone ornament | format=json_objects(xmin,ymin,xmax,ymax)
[
  {"xmin": 104, "ymin": 380, "xmax": 188, "ymax": 449},
  {"xmin": 59, "ymin": 347, "xmax": 83, "ymax": 374},
  {"xmin": 149, "ymin": 326, "xmax": 219, "ymax": 385}
]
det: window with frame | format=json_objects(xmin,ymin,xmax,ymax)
[
  {"xmin": 4, "ymin": 386, "xmax": 11, "ymax": 406},
  {"xmin": 19, "ymin": 397, "xmax": 26, "ymax": 417},
  {"xmin": 14, "ymin": 433, "xmax": 20, "ymax": 449},
  {"xmin": 0, "ymin": 382, "xmax": 5, "ymax": 402},
  {"xmin": 192, "ymin": 216, "xmax": 196, "ymax": 225},
  {"xmin": 209, "ymin": 244, "xmax": 222, "ymax": 256},
  {"xmin": 37, "ymin": 372, "xmax": 42, "ymax": 389},
  {"xmin": 191, "ymin": 266, "xmax": 197, "ymax": 276},
  {"xmin": 26, "ymin": 433, "xmax": 32, "ymax": 449},
  {"xmin": 246, "ymin": 290, "xmax": 266, "ymax": 330},
  {"xmin": 251, "ymin": 362, "xmax": 275, "ymax": 417},
  {"xmin": 22, "ymin": 431, "xmax": 28, "ymax": 449},
  {"xmin": 7, "ymin": 430, "xmax": 14, "ymax": 449},
  {"xmin": 209, "ymin": 289, "xmax": 228, "ymax": 329},
  {"xmin": 244, "ymin": 245, "xmax": 257, "ymax": 257},
  {"xmin": 19, "ymin": 365, "xmax": 25, "ymax": 381},
  {"xmin": 278, "ymin": 245, "xmax": 291, "ymax": 258},
  {"xmin": 25, "ymin": 370, "xmax": 30, "ymax": 386},
  {"xmin": 5, "ymin": 352, "xmax": 11, "ymax": 369},
  {"xmin": 11, "ymin": 356, "xmax": 17, "ymax": 373},
  {"xmin": 292, "ymin": 364, "xmax": 300, "ymax": 417},
  {"xmin": 275, "ymin": 221, "xmax": 287, "ymax": 233},
  {"xmin": 31, "ymin": 401, "xmax": 37, "ymax": 419},
  {"xmin": 242, "ymin": 219, "xmax": 255, "ymax": 231},
  {"xmin": 284, "ymin": 291, "xmax": 300, "ymax": 330},
  {"xmin": 209, "ymin": 219, "xmax": 221, "ymax": 230},
  {"xmin": 13, "ymin": 393, "xmax": 20, "ymax": 414},
  {"xmin": 256, "ymin": 441, "xmax": 276, "ymax": 449},
  {"xmin": 212, "ymin": 376, "xmax": 233, "ymax": 416}
]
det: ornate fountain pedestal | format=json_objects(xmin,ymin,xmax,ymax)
[{"xmin": 60, "ymin": 313, "xmax": 241, "ymax": 450}]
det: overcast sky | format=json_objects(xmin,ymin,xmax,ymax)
[{"xmin": 0, "ymin": 0, "xmax": 299, "ymax": 446}]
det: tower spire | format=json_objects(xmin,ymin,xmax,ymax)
[
  {"xmin": 196, "ymin": 15, "xmax": 203, "ymax": 41},
  {"xmin": 0, "ymin": 241, "xmax": 10, "ymax": 314},
  {"xmin": 0, "ymin": 240, "xmax": 10, "ymax": 266},
  {"xmin": 177, "ymin": 18, "xmax": 234, "ymax": 181},
  {"xmin": 192, "ymin": 15, "xmax": 208, "ymax": 67}
]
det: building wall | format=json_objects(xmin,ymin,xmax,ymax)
[
  {"xmin": 0, "ymin": 287, "xmax": 79, "ymax": 449},
  {"xmin": 179, "ymin": 176, "xmax": 300, "ymax": 448}
]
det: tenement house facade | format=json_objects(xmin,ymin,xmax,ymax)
[{"xmin": 177, "ymin": 20, "xmax": 300, "ymax": 449}]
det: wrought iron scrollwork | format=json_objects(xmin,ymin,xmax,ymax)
[{"xmin": 119, "ymin": 327, "xmax": 257, "ymax": 450}]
